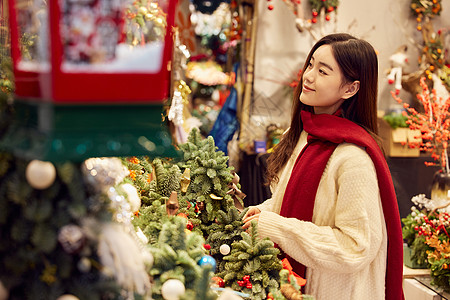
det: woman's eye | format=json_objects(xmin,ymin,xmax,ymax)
[{"xmin": 319, "ymin": 69, "xmax": 327, "ymax": 75}]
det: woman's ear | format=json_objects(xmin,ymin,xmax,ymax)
[{"xmin": 342, "ymin": 81, "xmax": 360, "ymax": 99}]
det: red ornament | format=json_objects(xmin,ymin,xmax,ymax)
[
  {"xmin": 237, "ymin": 280, "xmax": 245, "ymax": 287},
  {"xmin": 268, "ymin": 4, "xmax": 274, "ymax": 10},
  {"xmin": 203, "ymin": 244, "xmax": 211, "ymax": 250},
  {"xmin": 312, "ymin": 10, "xmax": 318, "ymax": 17},
  {"xmin": 243, "ymin": 275, "xmax": 250, "ymax": 281},
  {"xmin": 388, "ymin": 79, "xmax": 394, "ymax": 85},
  {"xmin": 325, "ymin": 15, "xmax": 331, "ymax": 21},
  {"xmin": 186, "ymin": 220, "xmax": 193, "ymax": 230},
  {"xmin": 312, "ymin": 18, "xmax": 317, "ymax": 23},
  {"xmin": 211, "ymin": 276, "xmax": 225, "ymax": 288},
  {"xmin": 177, "ymin": 213, "xmax": 188, "ymax": 219},
  {"xmin": 246, "ymin": 282, "xmax": 253, "ymax": 289},
  {"xmin": 328, "ymin": 6, "xmax": 334, "ymax": 12}
]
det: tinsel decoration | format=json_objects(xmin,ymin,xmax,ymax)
[{"xmin": 82, "ymin": 157, "xmax": 129, "ymax": 192}]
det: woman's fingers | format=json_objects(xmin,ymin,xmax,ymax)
[{"xmin": 242, "ymin": 213, "xmax": 260, "ymax": 229}]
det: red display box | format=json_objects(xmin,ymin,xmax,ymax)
[{"xmin": 8, "ymin": 0, "xmax": 177, "ymax": 103}]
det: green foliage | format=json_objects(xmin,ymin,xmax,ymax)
[
  {"xmin": 206, "ymin": 207, "xmax": 249, "ymax": 274},
  {"xmin": 149, "ymin": 216, "xmax": 207, "ymax": 299},
  {"xmin": 429, "ymin": 258, "xmax": 450, "ymax": 292},
  {"xmin": 0, "ymin": 56, "xmax": 14, "ymax": 102},
  {"xmin": 153, "ymin": 158, "xmax": 181, "ymax": 198},
  {"xmin": 121, "ymin": 156, "xmax": 155, "ymax": 206},
  {"xmin": 401, "ymin": 208, "xmax": 431, "ymax": 267},
  {"xmin": 181, "ymin": 265, "xmax": 217, "ymax": 300},
  {"xmin": 220, "ymin": 222, "xmax": 282, "ymax": 300},
  {"xmin": 309, "ymin": 0, "xmax": 339, "ymax": 13},
  {"xmin": 177, "ymin": 128, "xmax": 235, "ymax": 235},
  {"xmin": 0, "ymin": 156, "xmax": 127, "ymax": 299},
  {"xmin": 269, "ymin": 269, "xmax": 304, "ymax": 300},
  {"xmin": 383, "ymin": 112, "xmax": 409, "ymax": 129},
  {"xmin": 132, "ymin": 199, "xmax": 168, "ymax": 245}
]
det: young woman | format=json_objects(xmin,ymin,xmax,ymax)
[{"xmin": 243, "ymin": 33, "xmax": 404, "ymax": 300}]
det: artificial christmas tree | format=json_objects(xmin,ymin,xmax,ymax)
[
  {"xmin": 0, "ymin": 155, "xmax": 152, "ymax": 300},
  {"xmin": 148, "ymin": 216, "xmax": 209, "ymax": 299},
  {"xmin": 205, "ymin": 207, "xmax": 249, "ymax": 276},
  {"xmin": 220, "ymin": 222, "xmax": 282, "ymax": 300},
  {"xmin": 177, "ymin": 128, "xmax": 236, "ymax": 235}
]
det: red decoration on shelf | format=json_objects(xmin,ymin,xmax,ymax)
[{"xmin": 267, "ymin": 4, "xmax": 274, "ymax": 10}]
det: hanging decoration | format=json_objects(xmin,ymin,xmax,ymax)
[
  {"xmin": 168, "ymin": 80, "xmax": 191, "ymax": 126},
  {"xmin": 25, "ymin": 160, "xmax": 57, "ymax": 190},
  {"xmin": 267, "ymin": 0, "xmax": 339, "ymax": 35},
  {"xmin": 124, "ymin": 0, "xmax": 168, "ymax": 46},
  {"xmin": 411, "ymin": 0, "xmax": 442, "ymax": 31},
  {"xmin": 308, "ymin": 0, "xmax": 339, "ymax": 23},
  {"xmin": 387, "ymin": 45, "xmax": 409, "ymax": 94},
  {"xmin": 190, "ymin": 2, "xmax": 230, "ymax": 37}
]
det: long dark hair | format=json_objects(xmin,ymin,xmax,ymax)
[{"xmin": 266, "ymin": 33, "xmax": 379, "ymax": 184}]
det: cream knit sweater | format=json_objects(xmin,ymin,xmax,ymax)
[{"xmin": 256, "ymin": 131, "xmax": 388, "ymax": 300}]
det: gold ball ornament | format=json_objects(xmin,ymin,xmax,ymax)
[
  {"xmin": 25, "ymin": 160, "xmax": 56, "ymax": 189},
  {"xmin": 138, "ymin": 6, "xmax": 148, "ymax": 15},
  {"xmin": 56, "ymin": 295, "xmax": 80, "ymax": 300}
]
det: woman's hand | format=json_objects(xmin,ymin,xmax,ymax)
[{"xmin": 242, "ymin": 206, "xmax": 261, "ymax": 230}]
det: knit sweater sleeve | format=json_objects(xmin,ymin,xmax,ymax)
[{"xmin": 257, "ymin": 144, "xmax": 385, "ymax": 273}]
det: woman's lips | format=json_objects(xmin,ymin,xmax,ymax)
[{"xmin": 303, "ymin": 85, "xmax": 314, "ymax": 92}]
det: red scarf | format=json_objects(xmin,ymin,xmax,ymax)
[{"xmin": 279, "ymin": 110, "xmax": 404, "ymax": 300}]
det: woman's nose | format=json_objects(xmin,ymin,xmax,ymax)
[{"xmin": 303, "ymin": 70, "xmax": 313, "ymax": 83}]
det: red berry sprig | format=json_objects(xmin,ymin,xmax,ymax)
[{"xmin": 237, "ymin": 275, "xmax": 252, "ymax": 289}]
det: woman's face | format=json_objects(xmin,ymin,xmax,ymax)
[{"xmin": 300, "ymin": 45, "xmax": 355, "ymax": 115}]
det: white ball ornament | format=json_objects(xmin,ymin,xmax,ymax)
[
  {"xmin": 161, "ymin": 279, "xmax": 185, "ymax": 300},
  {"xmin": 219, "ymin": 244, "xmax": 231, "ymax": 255},
  {"xmin": 56, "ymin": 295, "xmax": 80, "ymax": 300},
  {"xmin": 25, "ymin": 160, "xmax": 56, "ymax": 189}
]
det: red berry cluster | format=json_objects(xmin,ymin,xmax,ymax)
[
  {"xmin": 414, "ymin": 213, "xmax": 450, "ymax": 238},
  {"xmin": 237, "ymin": 275, "xmax": 252, "ymax": 289},
  {"xmin": 311, "ymin": 5, "xmax": 335, "ymax": 23}
]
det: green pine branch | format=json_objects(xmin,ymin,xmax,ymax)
[{"xmin": 221, "ymin": 222, "xmax": 282, "ymax": 300}]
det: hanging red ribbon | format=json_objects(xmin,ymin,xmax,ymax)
[{"xmin": 282, "ymin": 258, "xmax": 307, "ymax": 286}]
